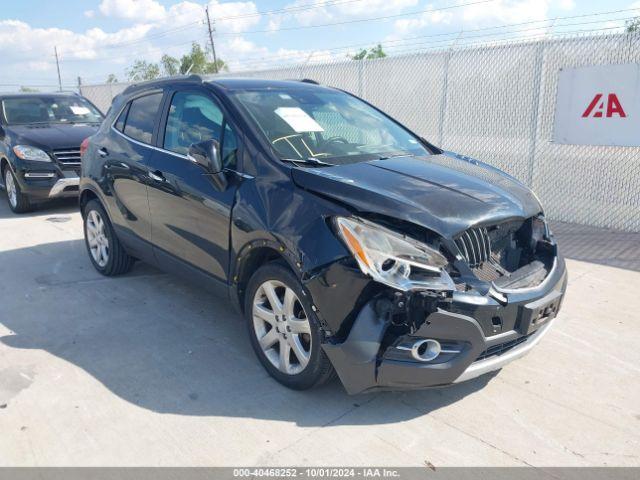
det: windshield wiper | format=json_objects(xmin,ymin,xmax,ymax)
[
  {"xmin": 281, "ymin": 157, "xmax": 334, "ymax": 167},
  {"xmin": 376, "ymin": 152, "xmax": 415, "ymax": 160}
]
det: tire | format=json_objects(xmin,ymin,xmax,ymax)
[
  {"xmin": 245, "ymin": 263, "xmax": 335, "ymax": 390},
  {"xmin": 83, "ymin": 199, "xmax": 134, "ymax": 276},
  {"xmin": 4, "ymin": 167, "xmax": 32, "ymax": 213}
]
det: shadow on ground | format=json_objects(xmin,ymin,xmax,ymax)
[
  {"xmin": 0, "ymin": 196, "xmax": 78, "ymax": 220},
  {"xmin": 551, "ymin": 221, "xmax": 640, "ymax": 272},
  {"xmin": 0, "ymin": 239, "xmax": 493, "ymax": 426}
]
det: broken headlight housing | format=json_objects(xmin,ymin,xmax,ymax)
[
  {"xmin": 532, "ymin": 216, "xmax": 551, "ymax": 242},
  {"xmin": 335, "ymin": 216, "xmax": 455, "ymax": 292}
]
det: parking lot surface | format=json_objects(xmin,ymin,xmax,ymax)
[{"xmin": 0, "ymin": 198, "xmax": 638, "ymax": 467}]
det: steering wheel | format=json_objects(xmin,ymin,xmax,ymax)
[{"xmin": 323, "ymin": 136, "xmax": 350, "ymax": 145}]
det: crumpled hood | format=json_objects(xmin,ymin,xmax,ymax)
[
  {"xmin": 291, "ymin": 153, "xmax": 542, "ymax": 238},
  {"xmin": 7, "ymin": 123, "xmax": 98, "ymax": 150}
]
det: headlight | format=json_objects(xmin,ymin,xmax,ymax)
[
  {"xmin": 13, "ymin": 145, "xmax": 52, "ymax": 162},
  {"xmin": 335, "ymin": 216, "xmax": 455, "ymax": 292}
]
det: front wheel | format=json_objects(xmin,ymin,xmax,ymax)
[
  {"xmin": 4, "ymin": 168, "xmax": 31, "ymax": 213},
  {"xmin": 245, "ymin": 263, "xmax": 335, "ymax": 390},
  {"xmin": 83, "ymin": 199, "xmax": 134, "ymax": 276}
]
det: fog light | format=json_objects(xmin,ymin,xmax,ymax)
[{"xmin": 411, "ymin": 339, "xmax": 441, "ymax": 362}]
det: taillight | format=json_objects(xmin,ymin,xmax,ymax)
[{"xmin": 80, "ymin": 137, "xmax": 90, "ymax": 157}]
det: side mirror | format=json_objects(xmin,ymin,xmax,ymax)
[{"xmin": 188, "ymin": 139, "xmax": 223, "ymax": 173}]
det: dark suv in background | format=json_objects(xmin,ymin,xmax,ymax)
[
  {"xmin": 80, "ymin": 76, "xmax": 567, "ymax": 394},
  {"xmin": 0, "ymin": 92, "xmax": 103, "ymax": 213}
]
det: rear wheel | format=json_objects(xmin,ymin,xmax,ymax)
[
  {"xmin": 83, "ymin": 199, "xmax": 134, "ymax": 276},
  {"xmin": 245, "ymin": 263, "xmax": 335, "ymax": 390},
  {"xmin": 4, "ymin": 168, "xmax": 32, "ymax": 213}
]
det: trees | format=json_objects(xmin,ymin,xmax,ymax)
[
  {"xmin": 106, "ymin": 74, "xmax": 118, "ymax": 83},
  {"xmin": 626, "ymin": 18, "xmax": 640, "ymax": 33},
  {"xmin": 126, "ymin": 60, "xmax": 160, "ymax": 81},
  {"xmin": 126, "ymin": 42, "xmax": 228, "ymax": 82},
  {"xmin": 160, "ymin": 55, "xmax": 180, "ymax": 76},
  {"xmin": 177, "ymin": 43, "xmax": 228, "ymax": 74},
  {"xmin": 350, "ymin": 43, "xmax": 386, "ymax": 60}
]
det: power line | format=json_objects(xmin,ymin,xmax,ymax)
[
  {"xmin": 46, "ymin": 0, "xmax": 368, "ymax": 55},
  {"xmin": 11, "ymin": 4, "xmax": 640, "ymax": 87},
  {"xmin": 214, "ymin": 0, "xmax": 499, "ymax": 37},
  {"xmin": 228, "ymin": 24, "xmax": 631, "ymax": 71},
  {"xmin": 68, "ymin": 5, "xmax": 639, "ymax": 67},
  {"xmin": 101, "ymin": 22, "xmax": 204, "ymax": 50},
  {"xmin": 60, "ymin": 36, "xmax": 210, "ymax": 64},
  {"xmin": 223, "ymin": 11, "xmax": 638, "ymax": 65},
  {"xmin": 215, "ymin": 0, "xmax": 369, "ymax": 21},
  {"xmin": 35, "ymin": 0, "xmax": 369, "ymax": 57}
]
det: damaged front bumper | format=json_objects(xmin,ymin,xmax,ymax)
[{"xmin": 321, "ymin": 255, "xmax": 567, "ymax": 394}]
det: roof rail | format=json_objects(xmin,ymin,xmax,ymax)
[
  {"xmin": 299, "ymin": 78, "xmax": 320, "ymax": 85},
  {"xmin": 122, "ymin": 75, "xmax": 203, "ymax": 95}
]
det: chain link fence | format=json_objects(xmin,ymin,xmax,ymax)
[{"xmin": 80, "ymin": 32, "xmax": 640, "ymax": 232}]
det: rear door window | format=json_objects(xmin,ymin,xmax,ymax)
[
  {"xmin": 123, "ymin": 93, "xmax": 163, "ymax": 144},
  {"xmin": 114, "ymin": 104, "xmax": 129, "ymax": 132}
]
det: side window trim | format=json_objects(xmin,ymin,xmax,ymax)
[
  {"xmin": 111, "ymin": 101, "xmax": 129, "ymax": 132},
  {"xmin": 114, "ymin": 102, "xmax": 131, "ymax": 132},
  {"xmin": 220, "ymin": 119, "xmax": 240, "ymax": 170},
  {"xmin": 154, "ymin": 88, "xmax": 173, "ymax": 149},
  {"xmin": 112, "ymin": 90, "xmax": 164, "ymax": 146}
]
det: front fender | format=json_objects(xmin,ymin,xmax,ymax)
[{"xmin": 229, "ymin": 167, "xmax": 364, "ymax": 332}]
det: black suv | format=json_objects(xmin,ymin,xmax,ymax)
[
  {"xmin": 0, "ymin": 92, "xmax": 103, "ymax": 213},
  {"xmin": 80, "ymin": 76, "xmax": 567, "ymax": 394}
]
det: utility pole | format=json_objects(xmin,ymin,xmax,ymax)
[
  {"xmin": 54, "ymin": 46, "xmax": 62, "ymax": 91},
  {"xmin": 205, "ymin": 6, "xmax": 219, "ymax": 74},
  {"xmin": 77, "ymin": 76, "xmax": 82, "ymax": 95}
]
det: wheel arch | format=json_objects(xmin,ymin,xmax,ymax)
[
  {"xmin": 79, "ymin": 187, "xmax": 100, "ymax": 215},
  {"xmin": 232, "ymin": 242, "xmax": 297, "ymax": 314},
  {"xmin": 0, "ymin": 156, "xmax": 10, "ymax": 178}
]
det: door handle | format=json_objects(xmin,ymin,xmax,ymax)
[
  {"xmin": 149, "ymin": 170, "xmax": 165, "ymax": 182},
  {"xmin": 98, "ymin": 147, "xmax": 109, "ymax": 157},
  {"xmin": 105, "ymin": 161, "xmax": 129, "ymax": 171}
]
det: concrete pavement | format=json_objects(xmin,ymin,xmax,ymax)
[{"xmin": 0, "ymin": 198, "xmax": 638, "ymax": 467}]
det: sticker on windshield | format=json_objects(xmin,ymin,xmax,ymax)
[
  {"xmin": 70, "ymin": 105, "xmax": 91, "ymax": 115},
  {"xmin": 275, "ymin": 107, "xmax": 324, "ymax": 133}
]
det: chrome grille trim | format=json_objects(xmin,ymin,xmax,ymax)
[
  {"xmin": 52, "ymin": 148, "xmax": 81, "ymax": 166},
  {"xmin": 455, "ymin": 227, "xmax": 491, "ymax": 268}
]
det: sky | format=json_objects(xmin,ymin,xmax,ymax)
[{"xmin": 0, "ymin": 0, "xmax": 638, "ymax": 90}]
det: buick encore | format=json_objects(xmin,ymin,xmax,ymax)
[{"xmin": 79, "ymin": 76, "xmax": 567, "ymax": 394}]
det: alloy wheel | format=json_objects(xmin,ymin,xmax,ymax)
[
  {"xmin": 252, "ymin": 280, "xmax": 312, "ymax": 375},
  {"xmin": 86, "ymin": 210, "xmax": 109, "ymax": 267},
  {"xmin": 5, "ymin": 170, "xmax": 17, "ymax": 208}
]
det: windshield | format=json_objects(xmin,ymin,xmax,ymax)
[
  {"xmin": 2, "ymin": 96, "xmax": 103, "ymax": 125},
  {"xmin": 231, "ymin": 88, "xmax": 429, "ymax": 165}
]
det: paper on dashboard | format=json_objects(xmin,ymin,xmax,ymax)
[{"xmin": 275, "ymin": 107, "xmax": 324, "ymax": 133}]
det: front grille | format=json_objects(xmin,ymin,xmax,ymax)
[
  {"xmin": 52, "ymin": 148, "xmax": 81, "ymax": 167},
  {"xmin": 475, "ymin": 333, "xmax": 532, "ymax": 362},
  {"xmin": 473, "ymin": 258, "xmax": 503, "ymax": 282},
  {"xmin": 454, "ymin": 227, "xmax": 491, "ymax": 268}
]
